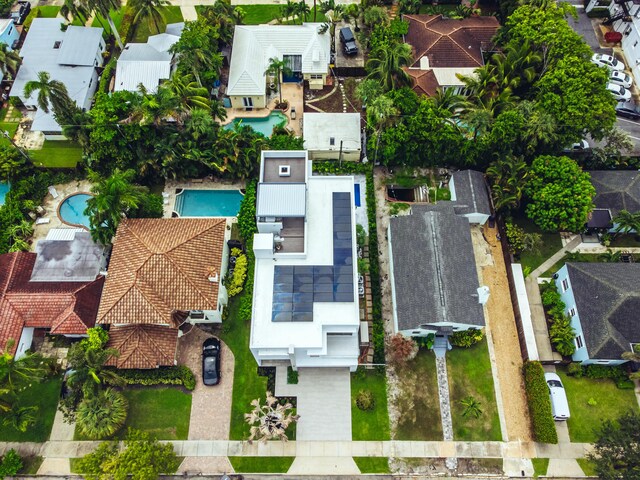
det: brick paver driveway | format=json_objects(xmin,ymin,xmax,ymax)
[{"xmin": 177, "ymin": 326, "xmax": 235, "ymax": 440}]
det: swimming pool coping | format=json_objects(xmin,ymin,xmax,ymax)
[
  {"xmin": 172, "ymin": 188, "xmax": 245, "ymax": 218},
  {"xmin": 57, "ymin": 191, "xmax": 93, "ymax": 230}
]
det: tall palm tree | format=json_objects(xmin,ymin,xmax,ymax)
[
  {"xmin": 76, "ymin": 388, "xmax": 128, "ymax": 439},
  {"xmin": 89, "ymin": 0, "xmax": 124, "ymax": 49},
  {"xmin": 366, "ymin": 42, "xmax": 413, "ymax": 92},
  {"xmin": 613, "ymin": 210, "xmax": 640, "ymax": 237},
  {"xmin": 128, "ymin": 0, "xmax": 169, "ymax": 35},
  {"xmin": 295, "ymin": 0, "xmax": 310, "ymax": 23},
  {"xmin": 265, "ymin": 57, "xmax": 292, "ymax": 105},
  {"xmin": 2, "ymin": 405, "xmax": 38, "ymax": 432},
  {"xmin": 163, "ymin": 74, "xmax": 211, "ymax": 113},
  {"xmin": 66, "ymin": 343, "xmax": 125, "ymax": 397},
  {"xmin": 23, "ymin": 71, "xmax": 76, "ymax": 122},
  {"xmin": 0, "ymin": 44, "xmax": 21, "ymax": 81},
  {"xmin": 280, "ymin": 0, "xmax": 297, "ymax": 23},
  {"xmin": 185, "ymin": 108, "xmax": 216, "ymax": 141},
  {"xmin": 245, "ymin": 391, "xmax": 299, "ymax": 443},
  {"xmin": 84, "ymin": 169, "xmax": 148, "ymax": 245},
  {"xmin": 0, "ymin": 342, "xmax": 50, "ymax": 393},
  {"xmin": 486, "ymin": 155, "xmax": 528, "ymax": 212},
  {"xmin": 430, "ymin": 88, "xmax": 468, "ymax": 116}
]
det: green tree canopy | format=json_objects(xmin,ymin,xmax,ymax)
[{"xmin": 588, "ymin": 410, "xmax": 640, "ymax": 479}]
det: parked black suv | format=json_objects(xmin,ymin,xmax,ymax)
[
  {"xmin": 616, "ymin": 100, "xmax": 640, "ymax": 121},
  {"xmin": 10, "ymin": 1, "xmax": 31, "ymax": 25},
  {"xmin": 339, "ymin": 27, "xmax": 358, "ymax": 55}
]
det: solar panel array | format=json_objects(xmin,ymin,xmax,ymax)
[{"xmin": 272, "ymin": 192, "xmax": 354, "ymax": 322}]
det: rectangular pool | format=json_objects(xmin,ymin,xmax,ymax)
[
  {"xmin": 0, "ymin": 182, "xmax": 8, "ymax": 206},
  {"xmin": 354, "ymin": 183, "xmax": 361, "ymax": 207},
  {"xmin": 175, "ymin": 189, "xmax": 244, "ymax": 217}
]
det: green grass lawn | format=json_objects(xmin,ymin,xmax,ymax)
[
  {"xmin": 218, "ymin": 290, "xmax": 269, "ymax": 440},
  {"xmin": 238, "ymin": 5, "xmax": 326, "ymax": 24},
  {"xmin": 0, "ymin": 121, "xmax": 19, "ymax": 147},
  {"xmin": 353, "ymin": 457, "xmax": 390, "ymax": 473},
  {"xmin": 228, "ymin": 457, "xmax": 294, "ymax": 473},
  {"xmin": 132, "ymin": 7, "xmax": 184, "ymax": 43},
  {"xmin": 19, "ymin": 456, "xmax": 44, "ymax": 475},
  {"xmin": 447, "ymin": 339, "xmax": 502, "ymax": 441},
  {"xmin": 91, "ymin": 8, "xmax": 126, "ymax": 35},
  {"xmin": 541, "ymin": 253, "xmax": 604, "ymax": 277},
  {"xmin": 512, "ymin": 214, "xmax": 562, "ymax": 273},
  {"xmin": 577, "ymin": 458, "xmax": 598, "ymax": 476},
  {"xmin": 532, "ymin": 458, "xmax": 549, "ymax": 477},
  {"xmin": 0, "ymin": 377, "xmax": 61, "ymax": 442},
  {"xmin": 558, "ymin": 369, "xmax": 638, "ymax": 443},
  {"xmin": 33, "ymin": 5, "xmax": 61, "ymax": 18},
  {"xmin": 117, "ymin": 387, "xmax": 191, "ymax": 440},
  {"xmin": 351, "ymin": 368, "xmax": 390, "ymax": 440},
  {"xmin": 30, "ymin": 141, "xmax": 83, "ymax": 168},
  {"xmin": 610, "ymin": 233, "xmax": 640, "ymax": 247},
  {"xmin": 394, "ymin": 349, "xmax": 442, "ymax": 440}
]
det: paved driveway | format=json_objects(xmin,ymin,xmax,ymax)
[{"xmin": 177, "ymin": 326, "xmax": 235, "ymax": 440}]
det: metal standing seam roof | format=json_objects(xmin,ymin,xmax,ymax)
[
  {"xmin": 256, "ymin": 183, "xmax": 306, "ymax": 217},
  {"xmin": 57, "ymin": 26, "xmax": 103, "ymax": 66}
]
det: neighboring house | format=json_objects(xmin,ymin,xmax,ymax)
[
  {"xmin": 388, "ymin": 204, "xmax": 487, "ymax": 338},
  {"xmin": 606, "ymin": 0, "xmax": 640, "ymax": 86},
  {"xmin": 0, "ymin": 230, "xmax": 106, "ymax": 358},
  {"xmin": 10, "ymin": 19, "xmax": 105, "ymax": 137},
  {"xmin": 227, "ymin": 24, "xmax": 330, "ymax": 110},
  {"xmin": 555, "ymin": 262, "xmax": 640, "ymax": 365},
  {"xmin": 114, "ymin": 23, "xmax": 184, "ymax": 93},
  {"xmin": 97, "ymin": 218, "xmax": 229, "ymax": 369},
  {"xmin": 587, "ymin": 170, "xmax": 640, "ymax": 230},
  {"xmin": 402, "ymin": 14, "xmax": 499, "ymax": 96},
  {"xmin": 303, "ymin": 112, "xmax": 361, "ymax": 161},
  {"xmin": 0, "ymin": 19, "xmax": 20, "ymax": 84},
  {"xmin": 250, "ymin": 151, "xmax": 361, "ymax": 370},
  {"xmin": 449, "ymin": 170, "xmax": 492, "ymax": 225}
]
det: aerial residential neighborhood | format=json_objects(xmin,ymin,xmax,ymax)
[{"xmin": 0, "ymin": 0, "xmax": 639, "ymax": 477}]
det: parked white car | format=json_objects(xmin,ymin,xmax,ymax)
[
  {"xmin": 607, "ymin": 82, "xmax": 632, "ymax": 101},
  {"xmin": 592, "ymin": 53, "xmax": 625, "ymax": 71},
  {"xmin": 563, "ymin": 139, "xmax": 590, "ymax": 153},
  {"xmin": 610, "ymin": 70, "xmax": 633, "ymax": 89},
  {"xmin": 544, "ymin": 372, "xmax": 570, "ymax": 421}
]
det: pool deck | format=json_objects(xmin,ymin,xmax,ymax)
[
  {"xmin": 32, "ymin": 180, "xmax": 94, "ymax": 247},
  {"xmin": 163, "ymin": 179, "xmax": 246, "ymax": 219},
  {"xmin": 222, "ymin": 83, "xmax": 304, "ymax": 136}
]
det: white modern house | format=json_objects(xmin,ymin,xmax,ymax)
[
  {"xmin": 605, "ymin": 0, "xmax": 640, "ymax": 85},
  {"xmin": 303, "ymin": 112, "xmax": 361, "ymax": 161},
  {"xmin": 11, "ymin": 19, "xmax": 105, "ymax": 137},
  {"xmin": 114, "ymin": 23, "xmax": 184, "ymax": 93},
  {"xmin": 227, "ymin": 24, "xmax": 330, "ymax": 110},
  {"xmin": 555, "ymin": 262, "xmax": 640, "ymax": 365},
  {"xmin": 250, "ymin": 151, "xmax": 361, "ymax": 371}
]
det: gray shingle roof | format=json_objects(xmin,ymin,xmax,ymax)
[
  {"xmin": 567, "ymin": 262, "xmax": 640, "ymax": 360},
  {"xmin": 389, "ymin": 208, "xmax": 485, "ymax": 331},
  {"xmin": 589, "ymin": 170, "xmax": 640, "ymax": 217},
  {"xmin": 451, "ymin": 170, "xmax": 491, "ymax": 217}
]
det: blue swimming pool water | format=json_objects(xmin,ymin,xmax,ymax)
[
  {"xmin": 224, "ymin": 112, "xmax": 288, "ymax": 137},
  {"xmin": 0, "ymin": 182, "xmax": 9, "ymax": 206},
  {"xmin": 354, "ymin": 183, "xmax": 361, "ymax": 207},
  {"xmin": 59, "ymin": 193, "xmax": 92, "ymax": 228},
  {"xmin": 175, "ymin": 189, "xmax": 244, "ymax": 217}
]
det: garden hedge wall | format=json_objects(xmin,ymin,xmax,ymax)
[{"xmin": 523, "ymin": 361, "xmax": 558, "ymax": 444}]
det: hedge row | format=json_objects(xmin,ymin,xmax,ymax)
[
  {"xmin": 114, "ymin": 366, "xmax": 196, "ymax": 391},
  {"xmin": 98, "ymin": 57, "xmax": 117, "ymax": 94},
  {"xmin": 523, "ymin": 361, "xmax": 558, "ymax": 444}
]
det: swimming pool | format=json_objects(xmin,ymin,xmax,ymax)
[
  {"xmin": 58, "ymin": 193, "xmax": 92, "ymax": 228},
  {"xmin": 354, "ymin": 183, "xmax": 361, "ymax": 207},
  {"xmin": 0, "ymin": 182, "xmax": 9, "ymax": 206},
  {"xmin": 224, "ymin": 111, "xmax": 288, "ymax": 137},
  {"xmin": 175, "ymin": 189, "xmax": 244, "ymax": 217}
]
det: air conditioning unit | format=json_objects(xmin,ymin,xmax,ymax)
[{"xmin": 279, "ymin": 165, "xmax": 291, "ymax": 177}]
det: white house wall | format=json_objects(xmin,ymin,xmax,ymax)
[
  {"xmin": 611, "ymin": 4, "xmax": 640, "ymax": 86},
  {"xmin": 15, "ymin": 327, "xmax": 34, "ymax": 359}
]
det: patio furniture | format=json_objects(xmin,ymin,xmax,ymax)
[
  {"xmin": 36, "ymin": 205, "xmax": 45, "ymax": 215},
  {"xmin": 35, "ymin": 217, "xmax": 50, "ymax": 225},
  {"xmin": 48, "ymin": 186, "xmax": 59, "ymax": 199}
]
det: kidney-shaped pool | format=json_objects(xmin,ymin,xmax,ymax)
[{"xmin": 58, "ymin": 193, "xmax": 92, "ymax": 229}]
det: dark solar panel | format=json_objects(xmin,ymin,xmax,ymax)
[{"xmin": 271, "ymin": 191, "xmax": 356, "ymax": 321}]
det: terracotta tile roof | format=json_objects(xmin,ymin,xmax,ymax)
[
  {"xmin": 105, "ymin": 324, "xmax": 178, "ymax": 369},
  {"xmin": 0, "ymin": 252, "xmax": 104, "ymax": 355},
  {"xmin": 406, "ymin": 68, "xmax": 439, "ymax": 96},
  {"xmin": 98, "ymin": 218, "xmax": 227, "ymax": 327},
  {"xmin": 404, "ymin": 14, "xmax": 499, "ymax": 68}
]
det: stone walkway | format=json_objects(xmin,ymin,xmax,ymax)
[
  {"xmin": 37, "ymin": 406, "xmax": 75, "ymax": 474},
  {"xmin": 180, "ymin": 5, "xmax": 198, "ymax": 20}
]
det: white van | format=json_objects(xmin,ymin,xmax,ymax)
[{"xmin": 544, "ymin": 372, "xmax": 570, "ymax": 421}]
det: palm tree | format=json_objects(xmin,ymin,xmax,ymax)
[
  {"xmin": 613, "ymin": 210, "xmax": 640, "ymax": 237},
  {"xmin": 8, "ymin": 238, "xmax": 29, "ymax": 252},
  {"xmin": 366, "ymin": 42, "xmax": 413, "ymax": 92},
  {"xmin": 128, "ymin": 0, "xmax": 169, "ymax": 35},
  {"xmin": 89, "ymin": 0, "xmax": 124, "ymax": 49},
  {"xmin": 60, "ymin": 0, "xmax": 90, "ymax": 24},
  {"xmin": 599, "ymin": 249, "xmax": 622, "ymax": 263},
  {"xmin": 367, "ymin": 95, "xmax": 398, "ymax": 131},
  {"xmin": 460, "ymin": 396, "xmax": 483, "ymax": 418},
  {"xmin": 8, "ymin": 220, "xmax": 33, "ymax": 241},
  {"xmin": 430, "ymin": 88, "xmax": 468, "ymax": 116},
  {"xmin": 0, "ymin": 342, "xmax": 49, "ymax": 393},
  {"xmin": 163, "ymin": 74, "xmax": 211, "ymax": 113},
  {"xmin": 185, "ymin": 108, "xmax": 216, "ymax": 141},
  {"xmin": 265, "ymin": 57, "xmax": 292, "ymax": 105},
  {"xmin": 245, "ymin": 391, "xmax": 299, "ymax": 443},
  {"xmin": 76, "ymin": 388, "xmax": 128, "ymax": 439},
  {"xmin": 84, "ymin": 169, "xmax": 148, "ymax": 245},
  {"xmin": 486, "ymin": 155, "xmax": 528, "ymax": 212},
  {"xmin": 2, "ymin": 405, "xmax": 38, "ymax": 432},
  {"xmin": 295, "ymin": 0, "xmax": 310, "ymax": 23},
  {"xmin": 66, "ymin": 343, "xmax": 124, "ymax": 397},
  {"xmin": 23, "ymin": 71, "xmax": 76, "ymax": 123},
  {"xmin": 0, "ymin": 44, "xmax": 21, "ymax": 81},
  {"xmin": 622, "ymin": 345, "xmax": 640, "ymax": 380},
  {"xmin": 280, "ymin": 0, "xmax": 297, "ymax": 22}
]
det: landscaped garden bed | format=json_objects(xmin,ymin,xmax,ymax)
[
  {"xmin": 510, "ymin": 214, "xmax": 562, "ymax": 273},
  {"xmin": 351, "ymin": 367, "xmax": 390, "ymax": 440}
]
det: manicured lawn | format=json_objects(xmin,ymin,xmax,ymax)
[
  {"xmin": 33, "ymin": 5, "xmax": 61, "ymax": 18},
  {"xmin": 91, "ymin": 8, "xmax": 126, "ymax": 35},
  {"xmin": 532, "ymin": 458, "xmax": 549, "ymax": 477},
  {"xmin": 69, "ymin": 458, "xmax": 81, "ymax": 473},
  {"xmin": 238, "ymin": 5, "xmax": 326, "ymax": 24},
  {"xmin": 30, "ymin": 141, "xmax": 83, "ymax": 168},
  {"xmin": 131, "ymin": 7, "xmax": 184, "ymax": 43},
  {"xmin": 394, "ymin": 349, "xmax": 442, "ymax": 440},
  {"xmin": 118, "ymin": 387, "xmax": 191, "ymax": 440},
  {"xmin": 541, "ymin": 253, "xmax": 604, "ymax": 278},
  {"xmin": 228, "ymin": 457, "xmax": 294, "ymax": 473},
  {"xmin": 610, "ymin": 233, "xmax": 640, "ymax": 247},
  {"xmin": 218, "ymin": 290, "xmax": 269, "ymax": 440},
  {"xmin": 577, "ymin": 458, "xmax": 598, "ymax": 476},
  {"xmin": 512, "ymin": 214, "xmax": 562, "ymax": 273},
  {"xmin": 447, "ymin": 339, "xmax": 502, "ymax": 441},
  {"xmin": 0, "ymin": 377, "xmax": 62, "ymax": 442},
  {"xmin": 19, "ymin": 456, "xmax": 44, "ymax": 475},
  {"xmin": 0, "ymin": 121, "xmax": 19, "ymax": 147},
  {"xmin": 351, "ymin": 368, "xmax": 390, "ymax": 440},
  {"xmin": 558, "ymin": 369, "xmax": 638, "ymax": 443},
  {"xmin": 353, "ymin": 457, "xmax": 390, "ymax": 473}
]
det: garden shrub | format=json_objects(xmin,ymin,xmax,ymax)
[
  {"xmin": 388, "ymin": 333, "xmax": 418, "ymax": 364},
  {"xmin": 523, "ymin": 361, "xmax": 558, "ymax": 444},
  {"xmin": 356, "ymin": 223, "xmax": 367, "ymax": 248},
  {"xmin": 98, "ymin": 57, "xmax": 117, "ymax": 94},
  {"xmin": 119, "ymin": 7, "xmax": 136, "ymax": 44},
  {"xmin": 449, "ymin": 328, "xmax": 484, "ymax": 348},
  {"xmin": 584, "ymin": 364, "xmax": 627, "ymax": 382},
  {"xmin": 355, "ymin": 389, "xmax": 376, "ymax": 411},
  {"xmin": 237, "ymin": 180, "xmax": 258, "ymax": 242},
  {"xmin": 549, "ymin": 316, "xmax": 576, "ymax": 356},
  {"xmin": 227, "ymin": 253, "xmax": 247, "ymax": 297},
  {"xmin": 415, "ymin": 333, "xmax": 435, "ymax": 349},
  {"xmin": 287, "ymin": 366, "xmax": 298, "ymax": 384},
  {"xmin": 114, "ymin": 366, "xmax": 196, "ymax": 391},
  {"xmin": 567, "ymin": 362, "xmax": 584, "ymax": 377},
  {"xmin": 80, "ymin": 327, "xmax": 109, "ymax": 350},
  {"xmin": 0, "ymin": 449, "xmax": 22, "ymax": 478}
]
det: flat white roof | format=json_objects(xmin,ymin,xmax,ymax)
[
  {"xmin": 303, "ymin": 113, "xmax": 361, "ymax": 152},
  {"xmin": 251, "ymin": 174, "xmax": 360, "ymax": 350},
  {"xmin": 256, "ymin": 183, "xmax": 306, "ymax": 217}
]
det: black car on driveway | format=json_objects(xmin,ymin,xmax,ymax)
[
  {"xmin": 202, "ymin": 337, "xmax": 221, "ymax": 386},
  {"xmin": 339, "ymin": 27, "xmax": 358, "ymax": 55}
]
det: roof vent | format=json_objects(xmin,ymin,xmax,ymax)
[
  {"xmin": 279, "ymin": 165, "xmax": 291, "ymax": 177},
  {"xmin": 207, "ymin": 268, "xmax": 218, "ymax": 283}
]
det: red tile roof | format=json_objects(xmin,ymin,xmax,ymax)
[
  {"xmin": 105, "ymin": 324, "xmax": 178, "ymax": 369},
  {"xmin": 0, "ymin": 252, "xmax": 104, "ymax": 355},
  {"xmin": 406, "ymin": 68, "xmax": 439, "ymax": 97}
]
